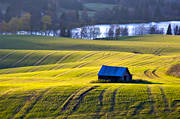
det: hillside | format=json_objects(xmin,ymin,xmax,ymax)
[{"xmin": 0, "ymin": 35, "xmax": 180, "ymax": 118}]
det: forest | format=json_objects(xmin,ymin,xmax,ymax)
[{"xmin": 1, "ymin": 0, "xmax": 180, "ymax": 37}]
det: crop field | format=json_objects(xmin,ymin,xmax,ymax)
[{"xmin": 0, "ymin": 35, "xmax": 180, "ymax": 118}]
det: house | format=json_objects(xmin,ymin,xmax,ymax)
[{"xmin": 98, "ymin": 65, "xmax": 132, "ymax": 82}]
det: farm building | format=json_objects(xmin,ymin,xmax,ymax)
[{"xmin": 98, "ymin": 65, "xmax": 132, "ymax": 82}]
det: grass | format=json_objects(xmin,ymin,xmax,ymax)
[{"xmin": 0, "ymin": 35, "xmax": 180, "ymax": 118}]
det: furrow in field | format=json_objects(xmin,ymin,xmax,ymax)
[
  {"xmin": 0, "ymin": 90, "xmax": 12, "ymax": 101},
  {"xmin": 52, "ymin": 52, "xmax": 97, "ymax": 70},
  {"xmin": 0, "ymin": 51, "xmax": 16, "ymax": 62},
  {"xmin": 130, "ymin": 56, "xmax": 154, "ymax": 66},
  {"xmin": 152, "ymin": 69, "xmax": 160, "ymax": 78},
  {"xmin": 104, "ymin": 54, "xmax": 136, "ymax": 65},
  {"xmin": 171, "ymin": 99, "xmax": 180, "ymax": 113},
  {"xmin": 12, "ymin": 52, "xmax": 35, "ymax": 67},
  {"xmin": 78, "ymin": 52, "xmax": 99, "ymax": 62},
  {"xmin": 56, "ymin": 53, "xmax": 74, "ymax": 64},
  {"xmin": 12, "ymin": 93, "xmax": 37, "ymax": 119},
  {"xmin": 78, "ymin": 71, "xmax": 96, "ymax": 78},
  {"xmin": 144, "ymin": 69, "xmax": 153, "ymax": 79},
  {"xmin": 128, "ymin": 56, "xmax": 154, "ymax": 66},
  {"xmin": 27, "ymin": 52, "xmax": 56, "ymax": 72},
  {"xmin": 57, "ymin": 87, "xmax": 86, "ymax": 112},
  {"xmin": 110, "ymin": 88, "xmax": 118, "ymax": 112},
  {"xmin": 146, "ymin": 86, "xmax": 155, "ymax": 114},
  {"xmin": 153, "ymin": 48, "xmax": 164, "ymax": 56},
  {"xmin": 128, "ymin": 101, "xmax": 146, "ymax": 116},
  {"xmin": 159, "ymin": 87, "xmax": 170, "ymax": 112},
  {"xmin": 74, "ymin": 52, "xmax": 115, "ymax": 68},
  {"xmin": 55, "ymin": 86, "xmax": 98, "ymax": 116},
  {"xmin": 19, "ymin": 88, "xmax": 51, "ymax": 119},
  {"xmin": 53, "ymin": 69, "xmax": 76, "ymax": 77},
  {"xmin": 33, "ymin": 52, "xmax": 56, "ymax": 66},
  {"xmin": 99, "ymin": 88, "xmax": 108, "ymax": 107},
  {"xmin": 67, "ymin": 86, "xmax": 99, "ymax": 113},
  {"xmin": 72, "ymin": 52, "xmax": 107, "ymax": 68}
]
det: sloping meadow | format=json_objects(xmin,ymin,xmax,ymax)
[{"xmin": 0, "ymin": 35, "xmax": 180, "ymax": 118}]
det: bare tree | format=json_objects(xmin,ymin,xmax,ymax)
[{"xmin": 121, "ymin": 27, "xmax": 129, "ymax": 36}]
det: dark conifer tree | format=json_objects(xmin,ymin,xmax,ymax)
[
  {"xmin": 174, "ymin": 25, "xmax": 179, "ymax": 35},
  {"xmin": 167, "ymin": 24, "xmax": 172, "ymax": 35}
]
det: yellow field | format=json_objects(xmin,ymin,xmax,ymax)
[{"xmin": 0, "ymin": 35, "xmax": 180, "ymax": 118}]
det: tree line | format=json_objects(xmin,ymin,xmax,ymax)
[{"xmin": 1, "ymin": 0, "xmax": 180, "ymax": 37}]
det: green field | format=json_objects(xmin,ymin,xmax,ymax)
[{"xmin": 0, "ymin": 35, "xmax": 180, "ymax": 119}]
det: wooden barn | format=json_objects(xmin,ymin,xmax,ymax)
[{"xmin": 98, "ymin": 65, "xmax": 132, "ymax": 82}]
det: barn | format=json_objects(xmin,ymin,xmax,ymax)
[{"xmin": 98, "ymin": 65, "xmax": 132, "ymax": 82}]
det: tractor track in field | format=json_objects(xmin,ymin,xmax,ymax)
[
  {"xmin": 95, "ymin": 88, "xmax": 108, "ymax": 118},
  {"xmin": 147, "ymin": 86, "xmax": 155, "ymax": 114},
  {"xmin": 0, "ymin": 51, "xmax": 16, "ymax": 62},
  {"xmin": 72, "ymin": 52, "xmax": 107, "ymax": 68},
  {"xmin": 110, "ymin": 88, "xmax": 119, "ymax": 112},
  {"xmin": 153, "ymin": 48, "xmax": 164, "ymax": 56},
  {"xmin": 171, "ymin": 100, "xmax": 180, "ymax": 113},
  {"xmin": 54, "ymin": 53, "xmax": 110, "ymax": 77},
  {"xmin": 55, "ymin": 52, "xmax": 75, "ymax": 64},
  {"xmin": 11, "ymin": 93, "xmax": 36, "ymax": 119},
  {"xmin": 59, "ymin": 87, "xmax": 86, "ymax": 112},
  {"xmin": 55, "ymin": 86, "xmax": 98, "ymax": 117},
  {"xmin": 73, "ymin": 52, "xmax": 114, "ymax": 69},
  {"xmin": 50, "ymin": 52, "xmax": 76, "ymax": 70},
  {"xmin": 144, "ymin": 69, "xmax": 153, "ymax": 79},
  {"xmin": 28, "ymin": 52, "xmax": 56, "ymax": 72},
  {"xmin": 103, "ymin": 54, "xmax": 136, "ymax": 65},
  {"xmin": 127, "ymin": 56, "xmax": 153, "ymax": 66},
  {"xmin": 130, "ymin": 56, "xmax": 154, "ymax": 66},
  {"xmin": 144, "ymin": 68, "xmax": 160, "ymax": 79},
  {"xmin": 66, "ymin": 86, "xmax": 99, "ymax": 114},
  {"xmin": 33, "ymin": 52, "xmax": 77, "ymax": 76},
  {"xmin": 20, "ymin": 88, "xmax": 51, "ymax": 119},
  {"xmin": 33, "ymin": 52, "xmax": 56, "ymax": 66},
  {"xmin": 52, "ymin": 68, "xmax": 79, "ymax": 77},
  {"xmin": 99, "ymin": 88, "xmax": 108, "ymax": 107},
  {"xmin": 12, "ymin": 52, "xmax": 35, "ymax": 67},
  {"xmin": 78, "ymin": 71, "xmax": 96, "ymax": 78},
  {"xmin": 130, "ymin": 102, "xmax": 145, "ymax": 115},
  {"xmin": 78, "ymin": 52, "xmax": 99, "ymax": 62},
  {"xmin": 152, "ymin": 69, "xmax": 160, "ymax": 78},
  {"xmin": 159, "ymin": 87, "xmax": 170, "ymax": 112},
  {"xmin": 0, "ymin": 90, "xmax": 12, "ymax": 101},
  {"xmin": 47, "ymin": 52, "xmax": 99, "ymax": 74}
]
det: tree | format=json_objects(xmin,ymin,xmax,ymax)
[
  {"xmin": 8, "ymin": 17, "xmax": 20, "ymax": 34},
  {"xmin": 149, "ymin": 25, "xmax": 157, "ymax": 34},
  {"xmin": 115, "ymin": 27, "xmax": 121, "ymax": 37},
  {"xmin": 19, "ymin": 13, "xmax": 31, "ymax": 32},
  {"xmin": 80, "ymin": 27, "xmax": 88, "ymax": 39},
  {"xmin": 121, "ymin": 27, "xmax": 129, "ymax": 36},
  {"xmin": 41, "ymin": 15, "xmax": 52, "ymax": 35},
  {"xmin": 174, "ymin": 25, "xmax": 179, "ymax": 35},
  {"xmin": 167, "ymin": 24, "xmax": 172, "ymax": 35},
  {"xmin": 0, "ymin": 20, "xmax": 9, "ymax": 34},
  {"xmin": 135, "ymin": 25, "xmax": 147, "ymax": 35},
  {"xmin": 108, "ymin": 25, "xmax": 115, "ymax": 39}
]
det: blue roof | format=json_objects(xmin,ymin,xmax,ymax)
[{"xmin": 98, "ymin": 65, "xmax": 128, "ymax": 77}]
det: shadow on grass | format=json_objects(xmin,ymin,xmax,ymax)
[{"xmin": 91, "ymin": 79, "xmax": 163, "ymax": 84}]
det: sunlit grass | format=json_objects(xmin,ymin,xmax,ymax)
[{"xmin": 0, "ymin": 35, "xmax": 180, "ymax": 118}]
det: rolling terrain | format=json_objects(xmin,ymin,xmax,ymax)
[{"xmin": 0, "ymin": 35, "xmax": 180, "ymax": 118}]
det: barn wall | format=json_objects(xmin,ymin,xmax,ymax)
[{"xmin": 98, "ymin": 76, "xmax": 124, "ymax": 82}]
